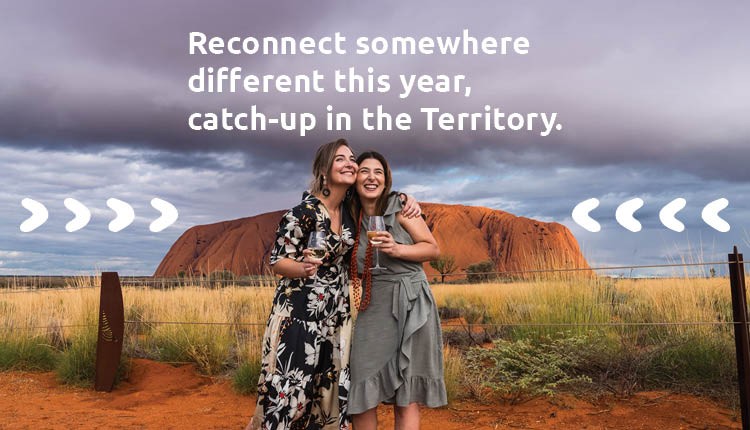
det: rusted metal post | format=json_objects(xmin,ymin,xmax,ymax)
[
  {"xmin": 94, "ymin": 272, "xmax": 124, "ymax": 392},
  {"xmin": 729, "ymin": 246, "xmax": 750, "ymax": 430}
]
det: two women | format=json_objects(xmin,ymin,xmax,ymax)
[{"xmin": 248, "ymin": 140, "xmax": 444, "ymax": 430}]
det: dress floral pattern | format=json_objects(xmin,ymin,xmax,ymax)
[{"xmin": 249, "ymin": 192, "xmax": 355, "ymax": 430}]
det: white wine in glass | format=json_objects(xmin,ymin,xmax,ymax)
[
  {"xmin": 306, "ymin": 231, "xmax": 327, "ymax": 277},
  {"xmin": 367, "ymin": 216, "xmax": 387, "ymax": 271},
  {"xmin": 309, "ymin": 248, "xmax": 326, "ymax": 259},
  {"xmin": 367, "ymin": 231, "xmax": 382, "ymax": 245}
]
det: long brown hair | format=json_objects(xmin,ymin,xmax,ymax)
[
  {"xmin": 350, "ymin": 151, "xmax": 393, "ymax": 312},
  {"xmin": 310, "ymin": 138, "xmax": 352, "ymax": 195},
  {"xmin": 353, "ymin": 151, "xmax": 393, "ymax": 216}
]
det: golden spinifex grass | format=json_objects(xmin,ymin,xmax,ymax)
[
  {"xmin": 0, "ymin": 285, "xmax": 273, "ymax": 377},
  {"xmin": 0, "ymin": 276, "xmax": 743, "ymax": 400},
  {"xmin": 433, "ymin": 278, "xmax": 735, "ymax": 338},
  {"xmin": 123, "ymin": 286, "xmax": 273, "ymax": 375}
]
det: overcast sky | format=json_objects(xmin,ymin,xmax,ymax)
[{"xmin": 1, "ymin": 0, "xmax": 748, "ymax": 276}]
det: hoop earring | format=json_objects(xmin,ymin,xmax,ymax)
[{"xmin": 322, "ymin": 175, "xmax": 331, "ymax": 197}]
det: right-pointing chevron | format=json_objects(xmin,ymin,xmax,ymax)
[
  {"xmin": 615, "ymin": 198, "xmax": 644, "ymax": 232},
  {"xmin": 571, "ymin": 198, "xmax": 601, "ymax": 232},
  {"xmin": 20, "ymin": 198, "xmax": 48, "ymax": 232},
  {"xmin": 106, "ymin": 198, "xmax": 135, "ymax": 232},
  {"xmin": 659, "ymin": 198, "xmax": 686, "ymax": 232},
  {"xmin": 149, "ymin": 198, "xmax": 178, "ymax": 232},
  {"xmin": 702, "ymin": 198, "xmax": 730, "ymax": 232},
  {"xmin": 64, "ymin": 198, "xmax": 92, "ymax": 232}
]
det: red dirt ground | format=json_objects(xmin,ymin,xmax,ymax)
[{"xmin": 0, "ymin": 359, "xmax": 741, "ymax": 429}]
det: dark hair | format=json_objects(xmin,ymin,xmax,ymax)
[
  {"xmin": 310, "ymin": 138, "xmax": 353, "ymax": 195},
  {"xmin": 353, "ymin": 151, "xmax": 393, "ymax": 216}
]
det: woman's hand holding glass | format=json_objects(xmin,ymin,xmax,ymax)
[
  {"xmin": 302, "ymin": 232, "xmax": 327, "ymax": 278},
  {"xmin": 369, "ymin": 231, "xmax": 401, "ymax": 258}
]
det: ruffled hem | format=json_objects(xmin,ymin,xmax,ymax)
[
  {"xmin": 349, "ymin": 270, "xmax": 446, "ymax": 415},
  {"xmin": 348, "ymin": 356, "xmax": 447, "ymax": 414}
]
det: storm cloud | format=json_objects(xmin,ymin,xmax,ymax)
[{"xmin": 1, "ymin": 0, "xmax": 748, "ymax": 273}]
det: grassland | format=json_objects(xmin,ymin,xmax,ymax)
[{"xmin": 0, "ymin": 275, "xmax": 743, "ymax": 405}]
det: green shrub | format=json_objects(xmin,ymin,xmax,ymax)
[
  {"xmin": 56, "ymin": 327, "xmax": 98, "ymax": 386},
  {"xmin": 443, "ymin": 345, "xmax": 466, "ymax": 403},
  {"xmin": 232, "ymin": 360, "xmax": 262, "ymax": 395},
  {"xmin": 147, "ymin": 324, "xmax": 231, "ymax": 375},
  {"xmin": 0, "ymin": 337, "xmax": 58, "ymax": 371},
  {"xmin": 465, "ymin": 334, "xmax": 592, "ymax": 403},
  {"xmin": 645, "ymin": 335, "xmax": 736, "ymax": 398},
  {"xmin": 466, "ymin": 261, "xmax": 495, "ymax": 283},
  {"xmin": 55, "ymin": 326, "xmax": 130, "ymax": 387},
  {"xmin": 210, "ymin": 270, "xmax": 236, "ymax": 282}
]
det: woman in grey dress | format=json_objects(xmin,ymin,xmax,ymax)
[{"xmin": 348, "ymin": 151, "xmax": 447, "ymax": 430}]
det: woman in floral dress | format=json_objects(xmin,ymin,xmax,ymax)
[{"xmin": 247, "ymin": 139, "xmax": 420, "ymax": 430}]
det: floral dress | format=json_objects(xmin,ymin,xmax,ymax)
[{"xmin": 249, "ymin": 192, "xmax": 355, "ymax": 430}]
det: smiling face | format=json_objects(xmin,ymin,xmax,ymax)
[
  {"xmin": 327, "ymin": 144, "xmax": 357, "ymax": 186},
  {"xmin": 356, "ymin": 158, "xmax": 386, "ymax": 200}
]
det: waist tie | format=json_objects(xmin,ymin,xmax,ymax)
[
  {"xmin": 372, "ymin": 270, "xmax": 428, "ymax": 321},
  {"xmin": 372, "ymin": 270, "xmax": 432, "ymax": 386}
]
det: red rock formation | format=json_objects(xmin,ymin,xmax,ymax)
[{"xmin": 154, "ymin": 203, "xmax": 589, "ymax": 279}]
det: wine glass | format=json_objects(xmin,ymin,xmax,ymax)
[
  {"xmin": 367, "ymin": 216, "xmax": 387, "ymax": 271},
  {"xmin": 306, "ymin": 231, "xmax": 326, "ymax": 277}
]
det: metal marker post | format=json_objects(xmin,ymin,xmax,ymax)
[
  {"xmin": 94, "ymin": 272, "xmax": 124, "ymax": 392},
  {"xmin": 729, "ymin": 246, "xmax": 750, "ymax": 430}
]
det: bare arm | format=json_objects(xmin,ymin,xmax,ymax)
[
  {"xmin": 373, "ymin": 212, "xmax": 439, "ymax": 262},
  {"xmin": 272, "ymin": 250, "xmax": 323, "ymax": 278}
]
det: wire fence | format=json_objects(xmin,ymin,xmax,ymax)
[
  {"xmin": 6, "ymin": 320, "xmax": 749, "ymax": 332},
  {"xmin": 0, "ymin": 260, "xmax": 745, "ymax": 294},
  {"xmin": 1, "ymin": 259, "xmax": 748, "ymax": 332}
]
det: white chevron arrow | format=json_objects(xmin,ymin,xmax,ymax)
[
  {"xmin": 701, "ymin": 198, "xmax": 730, "ymax": 232},
  {"xmin": 571, "ymin": 198, "xmax": 601, "ymax": 232},
  {"xmin": 20, "ymin": 198, "xmax": 49, "ymax": 232},
  {"xmin": 149, "ymin": 198, "xmax": 178, "ymax": 232},
  {"xmin": 659, "ymin": 198, "xmax": 686, "ymax": 232},
  {"xmin": 106, "ymin": 198, "xmax": 135, "ymax": 232},
  {"xmin": 64, "ymin": 198, "xmax": 91, "ymax": 232},
  {"xmin": 615, "ymin": 198, "xmax": 644, "ymax": 232}
]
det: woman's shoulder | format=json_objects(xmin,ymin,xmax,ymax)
[
  {"xmin": 286, "ymin": 191, "xmax": 321, "ymax": 214},
  {"xmin": 279, "ymin": 192, "xmax": 321, "ymax": 229}
]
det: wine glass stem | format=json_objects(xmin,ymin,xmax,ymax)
[{"xmin": 375, "ymin": 248, "xmax": 380, "ymax": 267}]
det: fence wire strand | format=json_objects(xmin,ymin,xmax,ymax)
[
  {"xmin": 1, "ymin": 259, "xmax": 749, "ymax": 331},
  {"xmin": 4, "ymin": 320, "xmax": 748, "ymax": 332},
  {"xmin": 1, "ymin": 260, "xmax": 747, "ymax": 294}
]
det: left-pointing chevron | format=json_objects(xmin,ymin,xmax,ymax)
[
  {"xmin": 701, "ymin": 198, "xmax": 730, "ymax": 232},
  {"xmin": 571, "ymin": 198, "xmax": 601, "ymax": 232},
  {"xmin": 615, "ymin": 198, "xmax": 644, "ymax": 232},
  {"xmin": 658, "ymin": 198, "xmax": 686, "ymax": 232},
  {"xmin": 573, "ymin": 197, "xmax": 731, "ymax": 233}
]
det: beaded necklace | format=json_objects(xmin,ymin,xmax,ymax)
[{"xmin": 349, "ymin": 210, "xmax": 373, "ymax": 311}]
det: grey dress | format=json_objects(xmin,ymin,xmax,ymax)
[{"xmin": 348, "ymin": 195, "xmax": 447, "ymax": 414}]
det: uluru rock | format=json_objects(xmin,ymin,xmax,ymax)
[{"xmin": 154, "ymin": 203, "xmax": 589, "ymax": 279}]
